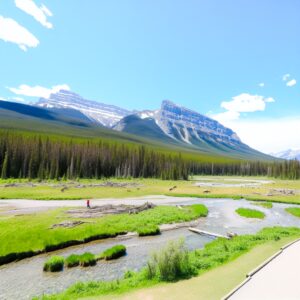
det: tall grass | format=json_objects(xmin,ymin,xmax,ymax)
[
  {"xmin": 43, "ymin": 256, "xmax": 64, "ymax": 272},
  {"xmin": 146, "ymin": 239, "xmax": 196, "ymax": 281},
  {"xmin": 98, "ymin": 245, "xmax": 126, "ymax": 260}
]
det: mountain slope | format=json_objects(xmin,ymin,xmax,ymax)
[
  {"xmin": 114, "ymin": 100, "xmax": 272, "ymax": 160},
  {"xmin": 36, "ymin": 90, "xmax": 131, "ymax": 127}
]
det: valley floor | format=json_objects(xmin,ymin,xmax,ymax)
[{"xmin": 0, "ymin": 176, "xmax": 300, "ymax": 204}]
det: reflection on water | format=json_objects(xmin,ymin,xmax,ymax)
[{"xmin": 1, "ymin": 198, "xmax": 300, "ymax": 300}]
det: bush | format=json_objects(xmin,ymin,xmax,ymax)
[
  {"xmin": 43, "ymin": 256, "xmax": 64, "ymax": 272},
  {"xmin": 65, "ymin": 254, "xmax": 80, "ymax": 268},
  {"xmin": 138, "ymin": 225, "xmax": 160, "ymax": 236},
  {"xmin": 146, "ymin": 239, "xmax": 196, "ymax": 281},
  {"xmin": 236, "ymin": 208, "xmax": 265, "ymax": 219},
  {"xmin": 79, "ymin": 252, "xmax": 96, "ymax": 267},
  {"xmin": 98, "ymin": 245, "xmax": 126, "ymax": 260}
]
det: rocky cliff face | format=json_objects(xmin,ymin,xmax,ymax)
[
  {"xmin": 36, "ymin": 90, "xmax": 131, "ymax": 127},
  {"xmin": 154, "ymin": 100, "xmax": 241, "ymax": 145}
]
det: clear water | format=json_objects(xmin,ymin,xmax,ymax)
[{"xmin": 1, "ymin": 198, "xmax": 300, "ymax": 300}]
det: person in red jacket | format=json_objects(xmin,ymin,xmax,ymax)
[{"xmin": 86, "ymin": 199, "xmax": 90, "ymax": 208}]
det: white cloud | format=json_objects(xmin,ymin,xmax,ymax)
[
  {"xmin": 8, "ymin": 84, "xmax": 70, "ymax": 98},
  {"xmin": 258, "ymin": 82, "xmax": 265, "ymax": 87},
  {"xmin": 210, "ymin": 93, "xmax": 275, "ymax": 124},
  {"xmin": 221, "ymin": 94, "xmax": 273, "ymax": 113},
  {"xmin": 0, "ymin": 16, "xmax": 39, "ymax": 51},
  {"xmin": 15, "ymin": 0, "xmax": 53, "ymax": 29},
  {"xmin": 286, "ymin": 79, "xmax": 297, "ymax": 87},
  {"xmin": 0, "ymin": 96, "xmax": 7, "ymax": 101},
  {"xmin": 219, "ymin": 117, "xmax": 300, "ymax": 153},
  {"xmin": 282, "ymin": 74, "xmax": 290, "ymax": 81}
]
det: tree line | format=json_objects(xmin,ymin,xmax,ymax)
[{"xmin": 0, "ymin": 131, "xmax": 299, "ymax": 180}]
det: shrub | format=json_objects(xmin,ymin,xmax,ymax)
[
  {"xmin": 236, "ymin": 208, "xmax": 265, "ymax": 219},
  {"xmin": 79, "ymin": 252, "xmax": 96, "ymax": 267},
  {"xmin": 65, "ymin": 254, "xmax": 80, "ymax": 268},
  {"xmin": 43, "ymin": 256, "xmax": 64, "ymax": 272},
  {"xmin": 138, "ymin": 225, "xmax": 160, "ymax": 236},
  {"xmin": 146, "ymin": 239, "xmax": 196, "ymax": 281},
  {"xmin": 98, "ymin": 245, "xmax": 127, "ymax": 260}
]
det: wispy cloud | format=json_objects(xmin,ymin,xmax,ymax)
[
  {"xmin": 8, "ymin": 84, "xmax": 70, "ymax": 98},
  {"xmin": 282, "ymin": 74, "xmax": 290, "ymax": 81},
  {"xmin": 258, "ymin": 82, "xmax": 265, "ymax": 87},
  {"xmin": 15, "ymin": 0, "xmax": 53, "ymax": 29},
  {"xmin": 0, "ymin": 16, "xmax": 39, "ymax": 51},
  {"xmin": 286, "ymin": 79, "xmax": 297, "ymax": 87},
  {"xmin": 282, "ymin": 73, "xmax": 296, "ymax": 87}
]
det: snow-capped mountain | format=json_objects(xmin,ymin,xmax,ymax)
[
  {"xmin": 114, "ymin": 100, "xmax": 269, "ymax": 159},
  {"xmin": 35, "ymin": 90, "xmax": 269, "ymax": 158},
  {"xmin": 116, "ymin": 100, "xmax": 241, "ymax": 145},
  {"xmin": 271, "ymin": 149, "xmax": 300, "ymax": 160},
  {"xmin": 36, "ymin": 90, "xmax": 131, "ymax": 127}
]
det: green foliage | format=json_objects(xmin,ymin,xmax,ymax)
[
  {"xmin": 79, "ymin": 252, "xmax": 96, "ymax": 267},
  {"xmin": 43, "ymin": 256, "xmax": 64, "ymax": 272},
  {"xmin": 65, "ymin": 253, "xmax": 96, "ymax": 268},
  {"xmin": 65, "ymin": 254, "xmax": 80, "ymax": 268},
  {"xmin": 137, "ymin": 225, "xmax": 160, "ymax": 236},
  {"xmin": 146, "ymin": 239, "xmax": 196, "ymax": 281},
  {"xmin": 188, "ymin": 204, "xmax": 209, "ymax": 216},
  {"xmin": 98, "ymin": 245, "xmax": 126, "ymax": 260},
  {"xmin": 285, "ymin": 207, "xmax": 300, "ymax": 218},
  {"xmin": 0, "ymin": 205, "xmax": 206, "ymax": 260},
  {"xmin": 37, "ymin": 227, "xmax": 300, "ymax": 299},
  {"xmin": 236, "ymin": 208, "xmax": 265, "ymax": 219},
  {"xmin": 251, "ymin": 201, "xmax": 273, "ymax": 209}
]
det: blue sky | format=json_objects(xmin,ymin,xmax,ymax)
[{"xmin": 0, "ymin": 0, "xmax": 300, "ymax": 153}]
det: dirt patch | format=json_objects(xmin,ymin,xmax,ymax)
[
  {"xmin": 267, "ymin": 189, "xmax": 299, "ymax": 196},
  {"xmin": 67, "ymin": 202, "xmax": 156, "ymax": 218},
  {"xmin": 50, "ymin": 220, "xmax": 86, "ymax": 229}
]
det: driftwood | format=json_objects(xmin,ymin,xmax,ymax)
[{"xmin": 67, "ymin": 202, "xmax": 156, "ymax": 218}]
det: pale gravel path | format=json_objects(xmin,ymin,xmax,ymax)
[{"xmin": 229, "ymin": 240, "xmax": 300, "ymax": 300}]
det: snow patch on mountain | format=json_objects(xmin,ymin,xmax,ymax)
[
  {"xmin": 36, "ymin": 90, "xmax": 131, "ymax": 127},
  {"xmin": 270, "ymin": 149, "xmax": 300, "ymax": 160}
]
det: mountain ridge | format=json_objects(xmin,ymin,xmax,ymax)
[{"xmin": 0, "ymin": 89, "xmax": 274, "ymax": 161}]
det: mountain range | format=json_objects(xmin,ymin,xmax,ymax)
[
  {"xmin": 270, "ymin": 149, "xmax": 300, "ymax": 161},
  {"xmin": 0, "ymin": 89, "xmax": 273, "ymax": 161}
]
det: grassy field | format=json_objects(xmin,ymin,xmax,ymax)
[
  {"xmin": 0, "ymin": 176, "xmax": 300, "ymax": 204},
  {"xmin": 36, "ymin": 227, "xmax": 300, "ymax": 300},
  {"xmin": 0, "ymin": 204, "xmax": 207, "ymax": 259},
  {"xmin": 251, "ymin": 201, "xmax": 273, "ymax": 209},
  {"xmin": 95, "ymin": 236, "xmax": 296, "ymax": 300},
  {"xmin": 285, "ymin": 207, "xmax": 300, "ymax": 218},
  {"xmin": 235, "ymin": 208, "xmax": 265, "ymax": 219}
]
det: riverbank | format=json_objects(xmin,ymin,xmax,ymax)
[
  {"xmin": 35, "ymin": 227, "xmax": 300, "ymax": 300},
  {"xmin": 0, "ymin": 204, "xmax": 207, "ymax": 265}
]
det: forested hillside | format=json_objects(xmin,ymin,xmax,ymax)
[{"xmin": 0, "ymin": 130, "xmax": 299, "ymax": 180}]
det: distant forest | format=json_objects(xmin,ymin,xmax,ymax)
[{"xmin": 0, "ymin": 131, "xmax": 299, "ymax": 180}]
